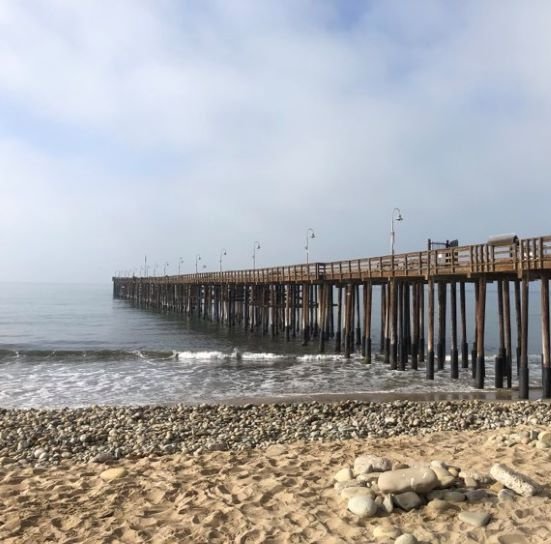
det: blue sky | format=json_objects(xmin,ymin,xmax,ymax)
[{"xmin": 1, "ymin": 1, "xmax": 550, "ymax": 282}]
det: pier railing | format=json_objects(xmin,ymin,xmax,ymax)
[{"xmin": 117, "ymin": 235, "xmax": 551, "ymax": 284}]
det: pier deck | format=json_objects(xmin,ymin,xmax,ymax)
[{"xmin": 113, "ymin": 235, "xmax": 551, "ymax": 400}]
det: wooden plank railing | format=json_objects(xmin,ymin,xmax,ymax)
[{"xmin": 116, "ymin": 235, "xmax": 551, "ymax": 285}]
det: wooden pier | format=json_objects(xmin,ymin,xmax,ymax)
[{"xmin": 113, "ymin": 235, "xmax": 551, "ymax": 399}]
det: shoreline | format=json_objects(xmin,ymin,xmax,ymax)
[{"xmin": 1, "ymin": 398, "xmax": 551, "ymax": 468}]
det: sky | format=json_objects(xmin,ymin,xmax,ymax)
[{"xmin": 1, "ymin": 0, "xmax": 550, "ymax": 282}]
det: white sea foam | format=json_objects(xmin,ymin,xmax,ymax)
[{"xmin": 176, "ymin": 350, "xmax": 227, "ymax": 361}]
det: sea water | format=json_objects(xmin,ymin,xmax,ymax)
[{"xmin": 0, "ymin": 282, "xmax": 545, "ymax": 408}]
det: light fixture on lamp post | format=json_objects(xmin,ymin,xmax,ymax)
[
  {"xmin": 252, "ymin": 241, "xmax": 261, "ymax": 270},
  {"xmin": 390, "ymin": 208, "xmax": 404, "ymax": 256},
  {"xmin": 305, "ymin": 228, "xmax": 316, "ymax": 265},
  {"xmin": 219, "ymin": 249, "xmax": 227, "ymax": 272}
]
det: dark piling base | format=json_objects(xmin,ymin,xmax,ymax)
[
  {"xmin": 495, "ymin": 350, "xmax": 505, "ymax": 389},
  {"xmin": 475, "ymin": 356, "xmax": 485, "ymax": 389},
  {"xmin": 519, "ymin": 367, "xmax": 529, "ymax": 399},
  {"xmin": 451, "ymin": 349, "xmax": 459, "ymax": 379},
  {"xmin": 461, "ymin": 342, "xmax": 469, "ymax": 368},
  {"xmin": 426, "ymin": 351, "xmax": 434, "ymax": 380},
  {"xmin": 365, "ymin": 338, "xmax": 372, "ymax": 364},
  {"xmin": 542, "ymin": 367, "xmax": 551, "ymax": 399}
]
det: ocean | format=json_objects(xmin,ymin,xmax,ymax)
[{"xmin": 0, "ymin": 282, "xmax": 545, "ymax": 409}]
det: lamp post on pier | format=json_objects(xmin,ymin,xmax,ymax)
[
  {"xmin": 252, "ymin": 241, "xmax": 261, "ymax": 270},
  {"xmin": 163, "ymin": 262, "xmax": 169, "ymax": 276},
  {"xmin": 178, "ymin": 257, "xmax": 184, "ymax": 275},
  {"xmin": 219, "ymin": 249, "xmax": 227, "ymax": 272},
  {"xmin": 390, "ymin": 208, "xmax": 404, "ymax": 256},
  {"xmin": 305, "ymin": 228, "xmax": 316, "ymax": 265},
  {"xmin": 195, "ymin": 254, "xmax": 201, "ymax": 274}
]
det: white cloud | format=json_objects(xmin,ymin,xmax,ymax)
[{"xmin": 1, "ymin": 0, "xmax": 551, "ymax": 281}]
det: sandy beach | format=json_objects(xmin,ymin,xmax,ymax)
[{"xmin": 0, "ymin": 401, "xmax": 550, "ymax": 543}]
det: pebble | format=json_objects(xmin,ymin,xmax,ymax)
[
  {"xmin": 425, "ymin": 498, "xmax": 452, "ymax": 513},
  {"xmin": 395, "ymin": 534, "xmax": 417, "ymax": 544},
  {"xmin": 443, "ymin": 491, "xmax": 465, "ymax": 502},
  {"xmin": 335, "ymin": 467, "xmax": 353, "ymax": 482},
  {"xmin": 335, "ymin": 480, "xmax": 363, "ymax": 493},
  {"xmin": 382, "ymin": 494, "xmax": 394, "ymax": 514},
  {"xmin": 92, "ymin": 452, "xmax": 115, "ymax": 464},
  {"xmin": 538, "ymin": 430, "xmax": 551, "ymax": 445},
  {"xmin": 498, "ymin": 489, "xmax": 516, "ymax": 502},
  {"xmin": 458, "ymin": 511, "xmax": 491, "ymax": 528},
  {"xmin": 347, "ymin": 496, "xmax": 377, "ymax": 518},
  {"xmin": 393, "ymin": 491, "xmax": 423, "ymax": 511},
  {"xmin": 465, "ymin": 489, "xmax": 488, "ymax": 502},
  {"xmin": 354, "ymin": 455, "xmax": 392, "ymax": 475},
  {"xmin": 341, "ymin": 487, "xmax": 373, "ymax": 500},
  {"xmin": 497, "ymin": 534, "xmax": 529, "ymax": 544}
]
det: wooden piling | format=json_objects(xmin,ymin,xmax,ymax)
[
  {"xmin": 495, "ymin": 279, "xmax": 505, "ymax": 389},
  {"xmin": 475, "ymin": 278, "xmax": 487, "ymax": 389},
  {"xmin": 541, "ymin": 276, "xmax": 550, "ymax": 398},
  {"xmin": 460, "ymin": 281, "xmax": 468, "ymax": 368},
  {"xmin": 411, "ymin": 283, "xmax": 419, "ymax": 370},
  {"xmin": 502, "ymin": 280, "xmax": 512, "ymax": 388},
  {"xmin": 437, "ymin": 281, "xmax": 447, "ymax": 370},
  {"xmin": 426, "ymin": 279, "xmax": 435, "ymax": 380},
  {"xmin": 364, "ymin": 282, "xmax": 372, "ymax": 363},
  {"xmin": 519, "ymin": 276, "xmax": 530, "ymax": 399},
  {"xmin": 450, "ymin": 282, "xmax": 458, "ymax": 379}
]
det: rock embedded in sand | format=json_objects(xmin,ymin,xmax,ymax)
[
  {"xmin": 378, "ymin": 467, "xmax": 438, "ymax": 494},
  {"xmin": 354, "ymin": 455, "xmax": 392, "ymax": 475},
  {"xmin": 538, "ymin": 430, "xmax": 551, "ymax": 445},
  {"xmin": 100, "ymin": 467, "xmax": 127, "ymax": 481},
  {"xmin": 335, "ymin": 467, "xmax": 353, "ymax": 482},
  {"xmin": 489, "ymin": 464, "xmax": 538, "ymax": 497},
  {"xmin": 458, "ymin": 511, "xmax": 491, "ymax": 528},
  {"xmin": 347, "ymin": 495, "xmax": 377, "ymax": 518},
  {"xmin": 425, "ymin": 498, "xmax": 453, "ymax": 514},
  {"xmin": 373, "ymin": 526, "xmax": 401, "ymax": 540},
  {"xmin": 382, "ymin": 494, "xmax": 394, "ymax": 514},
  {"xmin": 395, "ymin": 534, "xmax": 418, "ymax": 544},
  {"xmin": 498, "ymin": 489, "xmax": 516, "ymax": 502},
  {"xmin": 92, "ymin": 453, "xmax": 115, "ymax": 464}
]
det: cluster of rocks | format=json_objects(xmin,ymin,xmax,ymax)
[
  {"xmin": 334, "ymin": 452, "xmax": 541, "ymax": 542},
  {"xmin": 0, "ymin": 400, "xmax": 550, "ymax": 466},
  {"xmin": 487, "ymin": 428, "xmax": 551, "ymax": 449}
]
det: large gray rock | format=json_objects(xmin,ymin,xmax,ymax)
[
  {"xmin": 489, "ymin": 464, "xmax": 538, "ymax": 497},
  {"xmin": 378, "ymin": 467, "xmax": 438, "ymax": 494},
  {"xmin": 458, "ymin": 511, "xmax": 491, "ymax": 527},
  {"xmin": 347, "ymin": 495, "xmax": 377, "ymax": 518},
  {"xmin": 354, "ymin": 455, "xmax": 392, "ymax": 475},
  {"xmin": 393, "ymin": 491, "xmax": 423, "ymax": 511}
]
